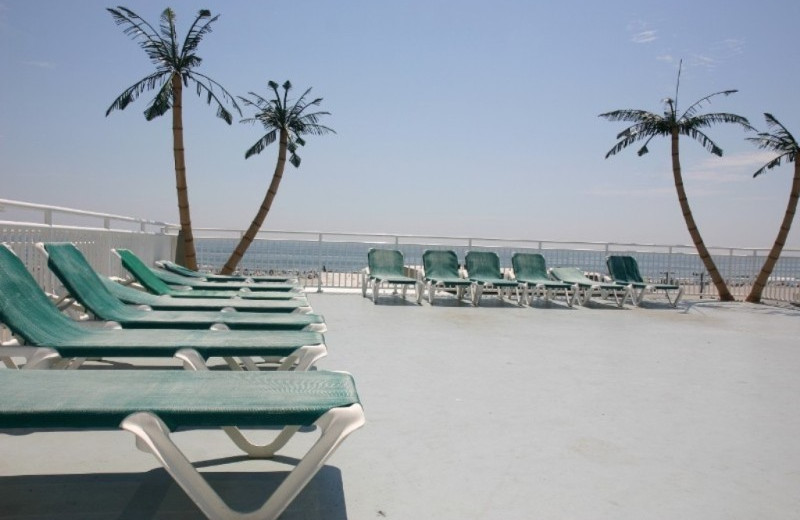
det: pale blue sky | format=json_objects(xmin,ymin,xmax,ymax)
[{"xmin": 1, "ymin": 0, "xmax": 799, "ymax": 248}]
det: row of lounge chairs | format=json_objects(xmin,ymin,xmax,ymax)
[
  {"xmin": 363, "ymin": 248, "xmax": 684, "ymax": 308},
  {"xmin": 0, "ymin": 242, "xmax": 364, "ymax": 519}
]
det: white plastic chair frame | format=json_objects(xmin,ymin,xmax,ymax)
[
  {"xmin": 122, "ymin": 402, "xmax": 365, "ymax": 520},
  {"xmin": 521, "ymin": 283, "xmax": 576, "ymax": 307},
  {"xmin": 361, "ymin": 269, "xmax": 421, "ymax": 304},
  {"xmin": 629, "ymin": 284, "xmax": 685, "ymax": 307}
]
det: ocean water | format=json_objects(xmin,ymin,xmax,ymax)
[{"xmin": 196, "ymin": 238, "xmax": 800, "ymax": 285}]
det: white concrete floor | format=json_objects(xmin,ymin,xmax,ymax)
[{"xmin": 1, "ymin": 292, "xmax": 800, "ymax": 519}]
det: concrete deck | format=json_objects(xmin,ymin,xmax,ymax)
[{"xmin": 1, "ymin": 292, "xmax": 800, "ymax": 519}]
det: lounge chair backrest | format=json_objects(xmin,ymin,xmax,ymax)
[
  {"xmin": 549, "ymin": 267, "xmax": 587, "ymax": 284},
  {"xmin": 44, "ymin": 243, "xmax": 133, "ymax": 322},
  {"xmin": 606, "ymin": 256, "xmax": 631, "ymax": 283},
  {"xmin": 367, "ymin": 248, "xmax": 406, "ymax": 277},
  {"xmin": 607, "ymin": 255, "xmax": 646, "ymax": 284},
  {"xmin": 622, "ymin": 256, "xmax": 646, "ymax": 283},
  {"xmin": 161, "ymin": 260, "xmax": 204, "ymax": 279},
  {"xmin": 422, "ymin": 250, "xmax": 460, "ymax": 279},
  {"xmin": 116, "ymin": 249, "xmax": 174, "ymax": 295},
  {"xmin": 465, "ymin": 251, "xmax": 502, "ymax": 278},
  {"xmin": 0, "ymin": 244, "xmax": 86, "ymax": 344},
  {"xmin": 511, "ymin": 253, "xmax": 548, "ymax": 279},
  {"xmin": 100, "ymin": 275, "xmax": 163, "ymax": 304}
]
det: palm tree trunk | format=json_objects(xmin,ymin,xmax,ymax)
[
  {"xmin": 746, "ymin": 160, "xmax": 800, "ymax": 303},
  {"xmin": 671, "ymin": 129, "xmax": 734, "ymax": 301},
  {"xmin": 221, "ymin": 129, "xmax": 289, "ymax": 275},
  {"xmin": 172, "ymin": 74, "xmax": 198, "ymax": 270}
]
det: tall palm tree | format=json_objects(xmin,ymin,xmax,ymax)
[
  {"xmin": 106, "ymin": 6, "xmax": 240, "ymax": 270},
  {"xmin": 745, "ymin": 114, "xmax": 799, "ymax": 303},
  {"xmin": 599, "ymin": 63, "xmax": 752, "ymax": 301},
  {"xmin": 220, "ymin": 81, "xmax": 334, "ymax": 275}
]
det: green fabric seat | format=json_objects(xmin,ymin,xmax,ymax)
[
  {"xmin": 549, "ymin": 267, "xmax": 632, "ymax": 308},
  {"xmin": 160, "ymin": 259, "xmax": 295, "ymax": 284},
  {"xmin": 421, "ymin": 250, "xmax": 471, "ymax": 304},
  {"xmin": 117, "ymin": 249, "xmax": 298, "ymax": 292},
  {"xmin": 101, "ymin": 276, "xmax": 311, "ymax": 313},
  {"xmin": 362, "ymin": 248, "xmax": 420, "ymax": 304},
  {"xmin": 0, "ymin": 244, "xmax": 326, "ymax": 370},
  {"xmin": 606, "ymin": 255, "xmax": 683, "ymax": 307},
  {"xmin": 464, "ymin": 251, "xmax": 521, "ymax": 306},
  {"xmin": 42, "ymin": 243, "xmax": 325, "ymax": 331},
  {"xmin": 511, "ymin": 253, "xmax": 575, "ymax": 307},
  {"xmin": 0, "ymin": 369, "xmax": 357, "ymax": 429},
  {"xmin": 115, "ymin": 249, "xmax": 304, "ymax": 301},
  {"xmin": 0, "ymin": 369, "xmax": 364, "ymax": 519}
]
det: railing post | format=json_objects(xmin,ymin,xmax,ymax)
[
  {"xmin": 44, "ymin": 209, "xmax": 52, "ymax": 226},
  {"xmin": 104, "ymin": 217, "xmax": 111, "ymax": 230},
  {"xmin": 316, "ymin": 233, "xmax": 323, "ymax": 293},
  {"xmin": 667, "ymin": 246, "xmax": 673, "ymax": 285}
]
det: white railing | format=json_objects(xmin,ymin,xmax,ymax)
[
  {"xmin": 0, "ymin": 199, "xmax": 175, "ymax": 295},
  {"xmin": 187, "ymin": 228, "xmax": 800, "ymax": 302},
  {"xmin": 2, "ymin": 199, "xmax": 799, "ymax": 303}
]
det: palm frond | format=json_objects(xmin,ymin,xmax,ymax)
[
  {"xmin": 752, "ymin": 153, "xmax": 793, "ymax": 178},
  {"xmin": 685, "ymin": 112, "xmax": 753, "ymax": 131},
  {"xmin": 681, "ymin": 127, "xmax": 723, "ymax": 156},
  {"xmin": 189, "ymin": 71, "xmax": 242, "ymax": 120},
  {"xmin": 680, "ymin": 90, "xmax": 738, "ymax": 120},
  {"xmin": 604, "ymin": 125, "xmax": 661, "ymax": 158},
  {"xmin": 143, "ymin": 78, "xmax": 173, "ymax": 120},
  {"xmin": 181, "ymin": 10, "xmax": 216, "ymax": 57},
  {"xmin": 106, "ymin": 71, "xmax": 169, "ymax": 115},
  {"xmin": 244, "ymin": 130, "xmax": 277, "ymax": 158},
  {"xmin": 598, "ymin": 109, "xmax": 657, "ymax": 123},
  {"xmin": 159, "ymin": 8, "xmax": 178, "ymax": 55},
  {"xmin": 107, "ymin": 7, "xmax": 167, "ymax": 66}
]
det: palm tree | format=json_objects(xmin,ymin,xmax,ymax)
[
  {"xmin": 106, "ymin": 6, "xmax": 240, "ymax": 271},
  {"xmin": 599, "ymin": 62, "xmax": 752, "ymax": 301},
  {"xmin": 745, "ymin": 114, "xmax": 800, "ymax": 303},
  {"xmin": 220, "ymin": 81, "xmax": 334, "ymax": 275}
]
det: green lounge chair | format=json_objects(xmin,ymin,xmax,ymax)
[
  {"xmin": 0, "ymin": 244, "xmax": 326, "ymax": 371},
  {"xmin": 420, "ymin": 250, "xmax": 471, "ymax": 304},
  {"xmin": 39, "ymin": 243, "xmax": 325, "ymax": 332},
  {"xmin": 114, "ymin": 248, "xmax": 305, "ymax": 301},
  {"xmin": 511, "ymin": 253, "xmax": 575, "ymax": 307},
  {"xmin": 464, "ymin": 251, "xmax": 521, "ymax": 306},
  {"xmin": 100, "ymin": 275, "xmax": 313, "ymax": 314},
  {"xmin": 362, "ymin": 248, "xmax": 420, "ymax": 304},
  {"xmin": 159, "ymin": 258, "xmax": 296, "ymax": 284},
  {"xmin": 549, "ymin": 267, "xmax": 632, "ymax": 308},
  {"xmin": 117, "ymin": 249, "xmax": 299, "ymax": 293},
  {"xmin": 0, "ymin": 369, "xmax": 364, "ymax": 520},
  {"xmin": 606, "ymin": 255, "xmax": 684, "ymax": 307}
]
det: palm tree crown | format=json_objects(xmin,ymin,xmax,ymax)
[
  {"xmin": 241, "ymin": 80, "xmax": 335, "ymax": 165},
  {"xmin": 106, "ymin": 6, "xmax": 239, "ymax": 122},
  {"xmin": 748, "ymin": 113, "xmax": 797, "ymax": 176},
  {"xmin": 601, "ymin": 92, "xmax": 750, "ymax": 159}
]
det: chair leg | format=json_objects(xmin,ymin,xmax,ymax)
[
  {"xmin": 121, "ymin": 404, "xmax": 365, "ymax": 520},
  {"xmin": 373, "ymin": 280, "xmax": 380, "ymax": 304}
]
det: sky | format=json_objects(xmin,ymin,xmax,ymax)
[{"xmin": 1, "ymin": 0, "xmax": 799, "ymax": 248}]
